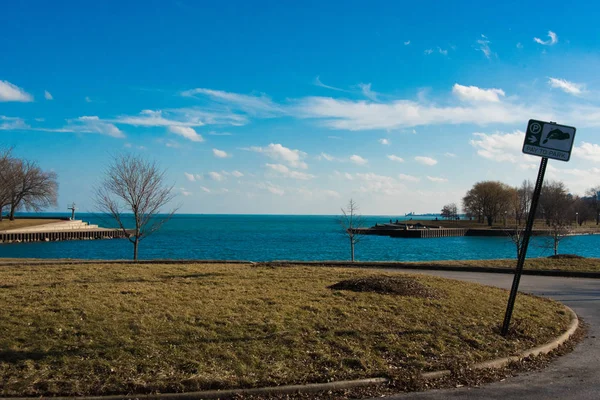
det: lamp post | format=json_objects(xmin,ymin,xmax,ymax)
[
  {"xmin": 576, "ymin": 212, "xmax": 579, "ymax": 227},
  {"xmin": 504, "ymin": 210, "xmax": 507, "ymax": 226}
]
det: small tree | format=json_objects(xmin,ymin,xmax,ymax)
[
  {"xmin": 441, "ymin": 203, "xmax": 458, "ymax": 221},
  {"xmin": 339, "ymin": 199, "xmax": 364, "ymax": 262},
  {"xmin": 539, "ymin": 181, "xmax": 573, "ymax": 256},
  {"xmin": 0, "ymin": 148, "xmax": 13, "ymax": 220},
  {"xmin": 95, "ymin": 154, "xmax": 177, "ymax": 260}
]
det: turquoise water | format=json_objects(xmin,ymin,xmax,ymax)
[{"xmin": 1, "ymin": 214, "xmax": 599, "ymax": 261}]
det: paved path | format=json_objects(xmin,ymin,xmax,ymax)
[{"xmin": 366, "ymin": 270, "xmax": 600, "ymax": 400}]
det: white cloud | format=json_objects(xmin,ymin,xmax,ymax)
[
  {"xmin": 212, "ymin": 148, "xmax": 229, "ymax": 158},
  {"xmin": 0, "ymin": 81, "xmax": 33, "ymax": 102},
  {"xmin": 353, "ymin": 173, "xmax": 406, "ymax": 195},
  {"xmin": 534, "ymin": 31, "xmax": 558, "ymax": 46},
  {"xmin": 231, "ymin": 170, "xmax": 244, "ymax": 178},
  {"xmin": 350, "ymin": 155, "xmax": 368, "ymax": 165},
  {"xmin": 404, "ymin": 40, "xmax": 411, "ymax": 45},
  {"xmin": 208, "ymin": 171, "xmax": 225, "ymax": 181},
  {"xmin": 425, "ymin": 47, "xmax": 448, "ymax": 56},
  {"xmin": 246, "ymin": 143, "xmax": 308, "ymax": 169},
  {"xmin": 574, "ymin": 142, "xmax": 600, "ymax": 162},
  {"xmin": 294, "ymin": 86, "xmax": 534, "ymax": 131},
  {"xmin": 379, "ymin": 138, "xmax": 390, "ymax": 145},
  {"xmin": 414, "ymin": 156, "xmax": 438, "ymax": 166},
  {"xmin": 357, "ymin": 83, "xmax": 378, "ymax": 101},
  {"xmin": 469, "ymin": 131, "xmax": 526, "ymax": 162},
  {"xmin": 318, "ymin": 152, "xmax": 335, "ymax": 161},
  {"xmin": 67, "ymin": 116, "xmax": 124, "ymax": 138},
  {"xmin": 200, "ymin": 186, "xmax": 211, "ymax": 193},
  {"xmin": 169, "ymin": 125, "xmax": 204, "ymax": 142},
  {"xmin": 85, "ymin": 96, "xmax": 92, "ymax": 103},
  {"xmin": 0, "ymin": 116, "xmax": 28, "ymax": 130},
  {"xmin": 516, "ymin": 42, "xmax": 523, "ymax": 49},
  {"xmin": 265, "ymin": 163, "xmax": 315, "ymax": 180},
  {"xmin": 476, "ymin": 35, "xmax": 492, "ymax": 58},
  {"xmin": 444, "ymin": 152, "xmax": 457, "ymax": 157},
  {"xmin": 398, "ymin": 173, "xmax": 420, "ymax": 182},
  {"xmin": 427, "ymin": 176, "xmax": 448, "ymax": 182},
  {"xmin": 119, "ymin": 110, "xmax": 205, "ymax": 128},
  {"xmin": 180, "ymin": 88, "xmax": 282, "ymax": 116},
  {"xmin": 184, "ymin": 172, "xmax": 196, "ymax": 182},
  {"xmin": 44, "ymin": 90, "xmax": 53, "ymax": 100},
  {"xmin": 452, "ymin": 84, "xmax": 505, "ymax": 103},
  {"xmin": 314, "ymin": 76, "xmax": 348, "ymax": 92},
  {"xmin": 387, "ymin": 155, "xmax": 404, "ymax": 162},
  {"xmin": 548, "ymin": 78, "xmax": 584, "ymax": 95},
  {"xmin": 180, "ymin": 188, "xmax": 192, "ymax": 197}
]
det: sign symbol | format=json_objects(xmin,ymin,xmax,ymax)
[
  {"xmin": 543, "ymin": 128, "xmax": 570, "ymax": 144},
  {"xmin": 530, "ymin": 122, "xmax": 542, "ymax": 134}
]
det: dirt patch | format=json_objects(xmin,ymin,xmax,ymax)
[{"xmin": 328, "ymin": 275, "xmax": 442, "ymax": 299}]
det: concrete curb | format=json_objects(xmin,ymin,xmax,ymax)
[
  {"xmin": 1, "ymin": 259, "xmax": 599, "ymax": 278},
  {"xmin": 3, "ymin": 307, "xmax": 579, "ymax": 400}
]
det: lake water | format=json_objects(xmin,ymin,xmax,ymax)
[{"xmin": 1, "ymin": 214, "xmax": 599, "ymax": 261}]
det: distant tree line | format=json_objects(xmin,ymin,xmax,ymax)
[
  {"xmin": 0, "ymin": 148, "xmax": 58, "ymax": 221},
  {"xmin": 441, "ymin": 179, "xmax": 600, "ymax": 255}
]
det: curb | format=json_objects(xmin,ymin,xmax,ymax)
[
  {"xmin": 3, "ymin": 307, "xmax": 579, "ymax": 400},
  {"xmin": 1, "ymin": 259, "xmax": 599, "ymax": 279}
]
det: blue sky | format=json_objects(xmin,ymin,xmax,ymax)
[{"xmin": 2, "ymin": 0, "xmax": 600, "ymax": 214}]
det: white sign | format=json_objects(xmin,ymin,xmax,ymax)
[{"xmin": 522, "ymin": 119, "xmax": 576, "ymax": 162}]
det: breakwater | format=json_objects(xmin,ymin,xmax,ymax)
[{"xmin": 0, "ymin": 229, "xmax": 130, "ymax": 244}]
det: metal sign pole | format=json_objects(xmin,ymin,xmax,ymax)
[{"xmin": 501, "ymin": 156, "xmax": 548, "ymax": 336}]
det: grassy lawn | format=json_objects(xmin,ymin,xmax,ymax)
[
  {"xmin": 0, "ymin": 262, "xmax": 571, "ymax": 396},
  {"xmin": 404, "ymin": 257, "xmax": 600, "ymax": 273},
  {"xmin": 0, "ymin": 218, "xmax": 62, "ymax": 232}
]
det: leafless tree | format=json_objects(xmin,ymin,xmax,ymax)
[
  {"xmin": 514, "ymin": 180, "xmax": 533, "ymax": 225},
  {"xmin": 441, "ymin": 203, "xmax": 458, "ymax": 221},
  {"xmin": 0, "ymin": 148, "xmax": 13, "ymax": 220},
  {"xmin": 463, "ymin": 181, "xmax": 513, "ymax": 226},
  {"xmin": 3, "ymin": 157, "xmax": 58, "ymax": 220},
  {"xmin": 339, "ymin": 199, "xmax": 365, "ymax": 262},
  {"xmin": 94, "ymin": 154, "xmax": 177, "ymax": 260},
  {"xmin": 539, "ymin": 181, "xmax": 573, "ymax": 256}
]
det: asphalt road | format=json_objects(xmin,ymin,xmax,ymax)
[{"xmin": 366, "ymin": 270, "xmax": 600, "ymax": 400}]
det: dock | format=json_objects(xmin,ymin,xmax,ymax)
[
  {"xmin": 354, "ymin": 222, "xmax": 556, "ymax": 238},
  {"xmin": 0, "ymin": 219, "xmax": 131, "ymax": 244}
]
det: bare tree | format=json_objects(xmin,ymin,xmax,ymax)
[
  {"xmin": 339, "ymin": 199, "xmax": 364, "ymax": 262},
  {"xmin": 463, "ymin": 181, "xmax": 513, "ymax": 226},
  {"xmin": 4, "ymin": 158, "xmax": 58, "ymax": 220},
  {"xmin": 539, "ymin": 181, "xmax": 573, "ymax": 256},
  {"xmin": 0, "ymin": 148, "xmax": 13, "ymax": 220},
  {"xmin": 514, "ymin": 180, "xmax": 533, "ymax": 225},
  {"xmin": 94, "ymin": 154, "xmax": 177, "ymax": 260},
  {"xmin": 441, "ymin": 203, "xmax": 458, "ymax": 221}
]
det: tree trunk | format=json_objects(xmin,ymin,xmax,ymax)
[
  {"xmin": 350, "ymin": 238, "xmax": 355, "ymax": 262},
  {"xmin": 9, "ymin": 204, "xmax": 16, "ymax": 221},
  {"xmin": 486, "ymin": 216, "xmax": 493, "ymax": 226},
  {"xmin": 0, "ymin": 205, "xmax": 3, "ymax": 221},
  {"xmin": 133, "ymin": 239, "xmax": 139, "ymax": 261},
  {"xmin": 554, "ymin": 238, "xmax": 558, "ymax": 256}
]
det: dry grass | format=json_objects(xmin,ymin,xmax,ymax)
[
  {"xmin": 0, "ymin": 218, "xmax": 62, "ymax": 232},
  {"xmin": 0, "ymin": 262, "xmax": 570, "ymax": 396},
  {"xmin": 407, "ymin": 257, "xmax": 600, "ymax": 272}
]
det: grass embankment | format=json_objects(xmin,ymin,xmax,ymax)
[
  {"xmin": 0, "ymin": 218, "xmax": 62, "ymax": 232},
  {"xmin": 405, "ymin": 257, "xmax": 600, "ymax": 273},
  {"xmin": 0, "ymin": 262, "xmax": 571, "ymax": 396}
]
